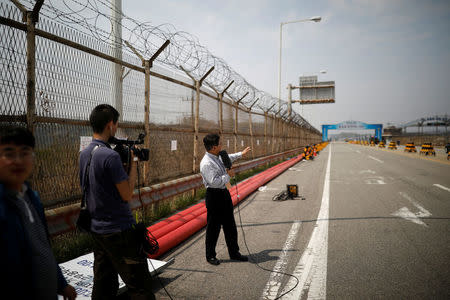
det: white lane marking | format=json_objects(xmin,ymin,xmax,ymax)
[
  {"xmin": 399, "ymin": 192, "xmax": 432, "ymax": 218},
  {"xmin": 261, "ymin": 221, "xmax": 301, "ymax": 300},
  {"xmin": 433, "ymin": 184, "xmax": 450, "ymax": 192},
  {"xmin": 368, "ymin": 155, "xmax": 383, "ymax": 163},
  {"xmin": 365, "ymin": 176, "xmax": 386, "ymax": 185},
  {"xmin": 288, "ymin": 167, "xmax": 303, "ymax": 171},
  {"xmin": 257, "ymin": 186, "xmax": 279, "ymax": 192},
  {"xmin": 391, "ymin": 192, "xmax": 432, "ymax": 227},
  {"xmin": 281, "ymin": 144, "xmax": 331, "ymax": 299},
  {"xmin": 359, "ymin": 169, "xmax": 376, "ymax": 174},
  {"xmin": 355, "ymin": 150, "xmax": 361, "ymax": 153}
]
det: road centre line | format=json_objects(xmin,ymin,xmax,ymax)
[
  {"xmin": 261, "ymin": 221, "xmax": 301, "ymax": 300},
  {"xmin": 368, "ymin": 155, "xmax": 384, "ymax": 163},
  {"xmin": 433, "ymin": 184, "xmax": 450, "ymax": 192},
  {"xmin": 281, "ymin": 144, "xmax": 331, "ymax": 299}
]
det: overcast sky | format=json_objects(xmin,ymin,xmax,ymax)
[{"xmin": 123, "ymin": 0, "xmax": 450, "ymax": 130}]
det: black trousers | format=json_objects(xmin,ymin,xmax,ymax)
[
  {"xmin": 205, "ymin": 188, "xmax": 240, "ymax": 259},
  {"xmin": 91, "ymin": 230, "xmax": 155, "ymax": 300}
]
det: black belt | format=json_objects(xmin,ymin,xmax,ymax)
[{"xmin": 207, "ymin": 187, "xmax": 227, "ymax": 191}]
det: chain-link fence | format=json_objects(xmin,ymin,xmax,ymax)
[{"xmin": 0, "ymin": 0, "xmax": 321, "ymax": 208}]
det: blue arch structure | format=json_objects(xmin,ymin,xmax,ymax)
[{"xmin": 322, "ymin": 121, "xmax": 382, "ymax": 141}]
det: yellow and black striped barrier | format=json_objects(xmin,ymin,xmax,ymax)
[
  {"xmin": 404, "ymin": 142, "xmax": 417, "ymax": 152},
  {"xmin": 419, "ymin": 143, "xmax": 436, "ymax": 156},
  {"xmin": 388, "ymin": 141, "xmax": 397, "ymax": 150}
]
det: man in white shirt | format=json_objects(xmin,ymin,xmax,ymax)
[{"xmin": 200, "ymin": 134, "xmax": 251, "ymax": 265}]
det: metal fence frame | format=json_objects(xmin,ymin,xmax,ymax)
[{"xmin": 0, "ymin": 1, "xmax": 322, "ymax": 209}]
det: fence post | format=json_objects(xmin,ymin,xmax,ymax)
[
  {"xmin": 264, "ymin": 111, "xmax": 268, "ymax": 156},
  {"xmin": 194, "ymin": 79, "xmax": 201, "ymax": 171},
  {"xmin": 143, "ymin": 60, "xmax": 151, "ymax": 183},
  {"xmin": 262, "ymin": 103, "xmax": 275, "ymax": 156},
  {"xmin": 110, "ymin": 0, "xmax": 123, "ymax": 120},
  {"xmin": 125, "ymin": 40, "xmax": 170, "ymax": 186},
  {"xmin": 287, "ymin": 115, "xmax": 294, "ymax": 149},
  {"xmin": 272, "ymin": 108, "xmax": 281, "ymax": 154},
  {"xmin": 231, "ymin": 92, "xmax": 248, "ymax": 153},
  {"xmin": 280, "ymin": 114, "xmax": 285, "ymax": 151},
  {"xmin": 25, "ymin": 11, "xmax": 36, "ymax": 133},
  {"xmin": 246, "ymin": 99, "xmax": 258, "ymax": 159},
  {"xmin": 206, "ymin": 80, "xmax": 234, "ymax": 135},
  {"xmin": 181, "ymin": 66, "xmax": 215, "ymax": 174},
  {"xmin": 12, "ymin": 1, "xmax": 44, "ymax": 133},
  {"xmin": 220, "ymin": 81, "xmax": 234, "ymax": 134}
]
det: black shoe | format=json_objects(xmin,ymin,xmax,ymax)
[
  {"xmin": 230, "ymin": 253, "xmax": 248, "ymax": 261},
  {"xmin": 206, "ymin": 257, "xmax": 221, "ymax": 265}
]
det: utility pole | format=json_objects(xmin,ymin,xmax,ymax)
[{"xmin": 111, "ymin": 0, "xmax": 123, "ymax": 119}]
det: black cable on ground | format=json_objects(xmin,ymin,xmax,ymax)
[
  {"xmin": 137, "ymin": 161, "xmax": 173, "ymax": 300},
  {"xmin": 232, "ymin": 177, "xmax": 299, "ymax": 300}
]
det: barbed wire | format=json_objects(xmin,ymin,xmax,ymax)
[{"xmin": 11, "ymin": 0, "xmax": 317, "ymax": 131}]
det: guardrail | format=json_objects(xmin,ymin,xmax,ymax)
[{"xmin": 46, "ymin": 147, "xmax": 304, "ymax": 237}]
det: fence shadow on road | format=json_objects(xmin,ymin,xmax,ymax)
[{"xmin": 237, "ymin": 216, "xmax": 450, "ymax": 229}]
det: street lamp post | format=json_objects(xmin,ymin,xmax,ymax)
[{"xmin": 278, "ymin": 16, "xmax": 321, "ymax": 110}]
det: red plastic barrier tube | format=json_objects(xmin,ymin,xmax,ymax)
[
  {"xmin": 148, "ymin": 202, "xmax": 205, "ymax": 232},
  {"xmin": 151, "ymin": 206, "xmax": 207, "ymax": 239}
]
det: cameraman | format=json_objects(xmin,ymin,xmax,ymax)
[{"xmin": 79, "ymin": 104, "xmax": 155, "ymax": 300}]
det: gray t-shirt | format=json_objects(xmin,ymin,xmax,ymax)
[{"xmin": 79, "ymin": 139, "xmax": 135, "ymax": 234}]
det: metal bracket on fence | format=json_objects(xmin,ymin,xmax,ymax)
[
  {"xmin": 121, "ymin": 67, "xmax": 131, "ymax": 81},
  {"xmin": 179, "ymin": 66, "xmax": 195, "ymax": 81},
  {"xmin": 199, "ymin": 66, "xmax": 215, "ymax": 86},
  {"xmin": 259, "ymin": 103, "xmax": 276, "ymax": 114},
  {"xmin": 223, "ymin": 80, "xmax": 234, "ymax": 95},
  {"xmin": 274, "ymin": 107, "xmax": 282, "ymax": 117},
  {"xmin": 125, "ymin": 40, "xmax": 170, "ymax": 68},
  {"xmin": 236, "ymin": 92, "xmax": 249, "ymax": 105},
  {"xmin": 11, "ymin": 0, "xmax": 43, "ymax": 22},
  {"xmin": 149, "ymin": 40, "xmax": 170, "ymax": 67},
  {"xmin": 248, "ymin": 98, "xmax": 259, "ymax": 111}
]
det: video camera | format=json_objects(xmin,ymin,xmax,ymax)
[{"xmin": 109, "ymin": 133, "xmax": 149, "ymax": 172}]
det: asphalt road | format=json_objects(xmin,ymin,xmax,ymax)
[{"xmin": 152, "ymin": 142, "xmax": 450, "ymax": 299}]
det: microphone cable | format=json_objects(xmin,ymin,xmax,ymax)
[
  {"xmin": 231, "ymin": 175, "xmax": 299, "ymax": 300},
  {"xmin": 136, "ymin": 161, "xmax": 174, "ymax": 300}
]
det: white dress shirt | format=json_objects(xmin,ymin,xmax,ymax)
[{"xmin": 200, "ymin": 151, "xmax": 242, "ymax": 189}]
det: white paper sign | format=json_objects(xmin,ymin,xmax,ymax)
[
  {"xmin": 79, "ymin": 136, "xmax": 92, "ymax": 152},
  {"xmin": 257, "ymin": 140, "xmax": 260, "ymax": 145},
  {"xmin": 241, "ymin": 140, "xmax": 244, "ymax": 147},
  {"xmin": 227, "ymin": 140, "xmax": 230, "ymax": 148},
  {"xmin": 171, "ymin": 140, "xmax": 177, "ymax": 151},
  {"xmin": 58, "ymin": 253, "xmax": 171, "ymax": 299}
]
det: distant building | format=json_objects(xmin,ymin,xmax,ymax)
[{"xmin": 383, "ymin": 126, "xmax": 402, "ymax": 136}]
